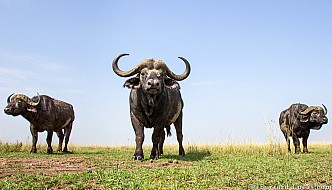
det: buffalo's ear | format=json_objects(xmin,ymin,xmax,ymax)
[
  {"xmin": 164, "ymin": 78, "xmax": 180, "ymax": 90},
  {"xmin": 123, "ymin": 77, "xmax": 140, "ymax": 89},
  {"xmin": 300, "ymin": 114, "xmax": 309, "ymax": 123}
]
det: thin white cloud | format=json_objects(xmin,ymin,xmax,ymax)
[
  {"xmin": 0, "ymin": 52, "xmax": 63, "ymax": 71},
  {"xmin": 0, "ymin": 67, "xmax": 31, "ymax": 83},
  {"xmin": 0, "ymin": 51, "xmax": 78, "ymax": 95},
  {"xmin": 0, "ymin": 67, "xmax": 24, "ymax": 76}
]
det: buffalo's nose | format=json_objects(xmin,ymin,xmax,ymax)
[
  {"xmin": 323, "ymin": 117, "xmax": 328, "ymax": 123},
  {"xmin": 147, "ymin": 79, "xmax": 160, "ymax": 88},
  {"xmin": 4, "ymin": 107, "xmax": 10, "ymax": 113}
]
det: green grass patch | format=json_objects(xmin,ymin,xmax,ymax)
[{"xmin": 0, "ymin": 142, "xmax": 331, "ymax": 189}]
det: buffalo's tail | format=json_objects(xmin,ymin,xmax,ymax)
[{"xmin": 166, "ymin": 126, "xmax": 172, "ymax": 137}]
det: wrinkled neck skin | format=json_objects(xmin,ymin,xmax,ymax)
[
  {"xmin": 20, "ymin": 98, "xmax": 53, "ymax": 131},
  {"xmin": 301, "ymin": 122, "xmax": 313, "ymax": 130},
  {"xmin": 21, "ymin": 108, "xmax": 37, "ymax": 124},
  {"xmin": 129, "ymin": 82, "xmax": 183, "ymax": 129},
  {"xmin": 294, "ymin": 118, "xmax": 322, "ymax": 137},
  {"xmin": 140, "ymin": 88, "xmax": 165, "ymax": 115},
  {"xmin": 309, "ymin": 122, "xmax": 323, "ymax": 130},
  {"xmin": 129, "ymin": 86, "xmax": 169, "ymax": 128}
]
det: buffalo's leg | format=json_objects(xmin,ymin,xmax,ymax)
[
  {"xmin": 56, "ymin": 129, "xmax": 64, "ymax": 152},
  {"xmin": 280, "ymin": 124, "xmax": 291, "ymax": 153},
  {"xmin": 131, "ymin": 114, "xmax": 145, "ymax": 160},
  {"xmin": 158, "ymin": 128, "xmax": 166, "ymax": 155},
  {"xmin": 30, "ymin": 124, "xmax": 38, "ymax": 153},
  {"xmin": 173, "ymin": 111, "xmax": 185, "ymax": 157},
  {"xmin": 150, "ymin": 127, "xmax": 163, "ymax": 160},
  {"xmin": 63, "ymin": 122, "xmax": 73, "ymax": 153},
  {"xmin": 285, "ymin": 136, "xmax": 291, "ymax": 153},
  {"xmin": 292, "ymin": 134, "xmax": 300, "ymax": 154},
  {"xmin": 282, "ymin": 131, "xmax": 291, "ymax": 153},
  {"xmin": 287, "ymin": 139, "xmax": 291, "ymax": 153},
  {"xmin": 46, "ymin": 128, "xmax": 54, "ymax": 154},
  {"xmin": 302, "ymin": 132, "xmax": 310, "ymax": 153}
]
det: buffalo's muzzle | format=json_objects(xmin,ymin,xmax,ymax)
[
  {"xmin": 4, "ymin": 107, "xmax": 18, "ymax": 116},
  {"xmin": 4, "ymin": 107, "xmax": 10, "ymax": 114},
  {"xmin": 322, "ymin": 117, "xmax": 328, "ymax": 124},
  {"xmin": 147, "ymin": 79, "xmax": 160, "ymax": 88},
  {"xmin": 146, "ymin": 79, "xmax": 161, "ymax": 94}
]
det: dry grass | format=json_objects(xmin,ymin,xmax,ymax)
[{"xmin": 0, "ymin": 142, "xmax": 331, "ymax": 189}]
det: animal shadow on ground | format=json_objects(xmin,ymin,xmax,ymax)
[
  {"xmin": 162, "ymin": 149, "xmax": 211, "ymax": 161},
  {"xmin": 56, "ymin": 151, "xmax": 73, "ymax": 154}
]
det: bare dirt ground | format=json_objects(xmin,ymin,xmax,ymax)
[
  {"xmin": 0, "ymin": 156, "xmax": 186, "ymax": 179},
  {"xmin": 0, "ymin": 156, "xmax": 96, "ymax": 178}
]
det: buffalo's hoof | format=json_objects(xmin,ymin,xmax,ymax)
[
  {"xmin": 149, "ymin": 155, "xmax": 158, "ymax": 160},
  {"xmin": 30, "ymin": 150, "xmax": 37, "ymax": 154},
  {"xmin": 132, "ymin": 155, "xmax": 144, "ymax": 160},
  {"xmin": 47, "ymin": 148, "xmax": 53, "ymax": 154}
]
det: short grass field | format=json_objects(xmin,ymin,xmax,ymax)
[{"xmin": 0, "ymin": 141, "xmax": 331, "ymax": 189}]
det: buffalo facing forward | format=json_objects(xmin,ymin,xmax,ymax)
[
  {"xmin": 279, "ymin": 103, "xmax": 328, "ymax": 153},
  {"xmin": 4, "ymin": 93, "xmax": 75, "ymax": 154},
  {"xmin": 112, "ymin": 53, "xmax": 190, "ymax": 160}
]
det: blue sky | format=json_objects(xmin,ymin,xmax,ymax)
[{"xmin": 1, "ymin": 1, "xmax": 331, "ymax": 146}]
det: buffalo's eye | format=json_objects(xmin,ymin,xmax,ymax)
[
  {"xmin": 141, "ymin": 70, "xmax": 148, "ymax": 76},
  {"xmin": 16, "ymin": 101, "xmax": 22, "ymax": 107},
  {"xmin": 157, "ymin": 70, "xmax": 165, "ymax": 78},
  {"xmin": 140, "ymin": 72, "xmax": 147, "ymax": 79}
]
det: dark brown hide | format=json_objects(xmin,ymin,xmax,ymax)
[
  {"xmin": 113, "ymin": 54, "xmax": 190, "ymax": 160},
  {"xmin": 279, "ymin": 103, "xmax": 328, "ymax": 153},
  {"xmin": 4, "ymin": 94, "xmax": 75, "ymax": 154}
]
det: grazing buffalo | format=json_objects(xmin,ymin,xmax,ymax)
[
  {"xmin": 279, "ymin": 103, "xmax": 328, "ymax": 153},
  {"xmin": 112, "ymin": 53, "xmax": 190, "ymax": 160},
  {"xmin": 4, "ymin": 93, "xmax": 75, "ymax": 154}
]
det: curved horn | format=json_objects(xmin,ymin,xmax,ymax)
[
  {"xmin": 322, "ymin": 104, "xmax": 328, "ymax": 115},
  {"xmin": 165, "ymin": 57, "xmax": 191, "ymax": 81},
  {"xmin": 300, "ymin": 106, "xmax": 320, "ymax": 115},
  {"xmin": 112, "ymin": 53, "xmax": 142, "ymax": 77},
  {"xmin": 17, "ymin": 93, "xmax": 40, "ymax": 106},
  {"xmin": 29, "ymin": 92, "xmax": 40, "ymax": 106},
  {"xmin": 9, "ymin": 94, "xmax": 36, "ymax": 106},
  {"xmin": 7, "ymin": 93, "xmax": 14, "ymax": 103}
]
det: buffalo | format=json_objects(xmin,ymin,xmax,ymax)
[
  {"xmin": 112, "ymin": 53, "xmax": 190, "ymax": 160},
  {"xmin": 279, "ymin": 103, "xmax": 328, "ymax": 153},
  {"xmin": 4, "ymin": 93, "xmax": 75, "ymax": 154}
]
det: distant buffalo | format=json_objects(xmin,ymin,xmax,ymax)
[
  {"xmin": 112, "ymin": 54, "xmax": 190, "ymax": 160},
  {"xmin": 4, "ymin": 93, "xmax": 75, "ymax": 154},
  {"xmin": 279, "ymin": 103, "xmax": 328, "ymax": 153}
]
